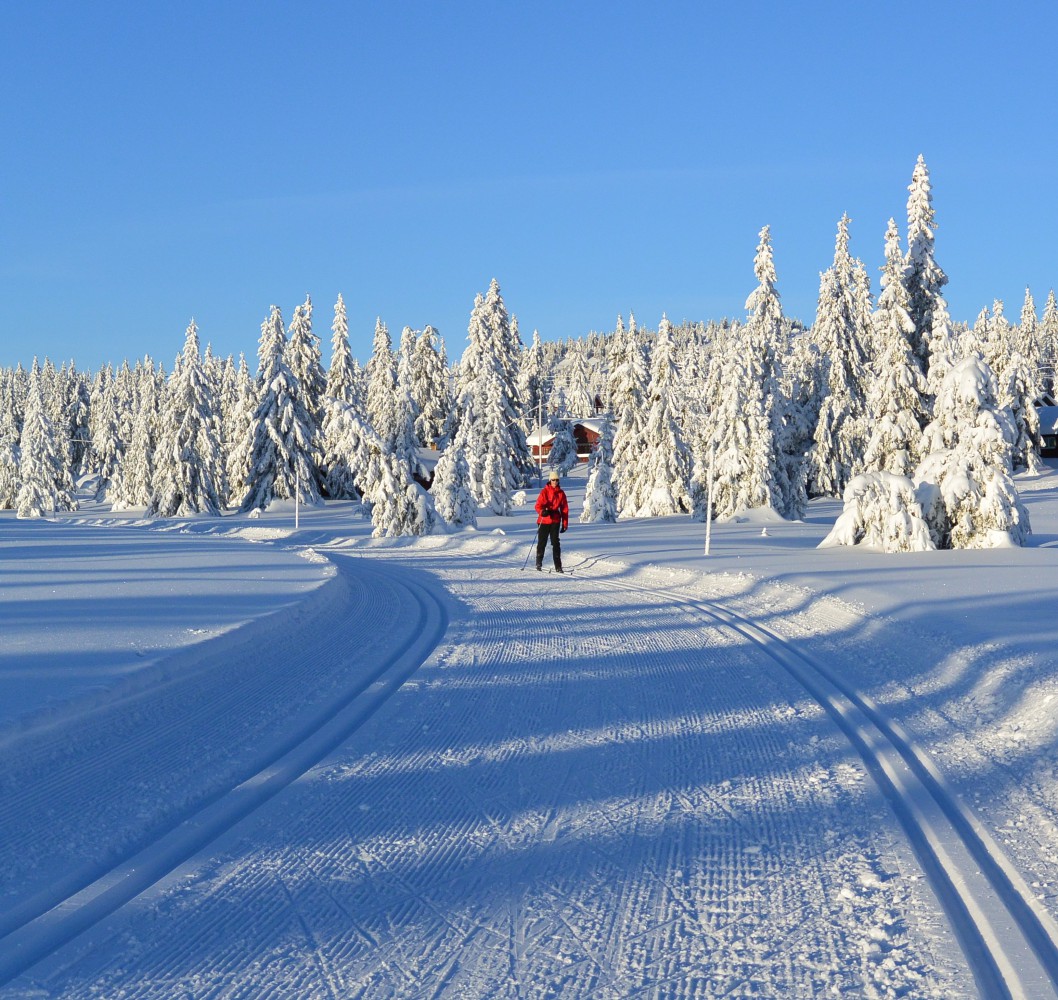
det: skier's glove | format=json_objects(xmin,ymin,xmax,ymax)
[
  {"xmin": 560, "ymin": 525, "xmax": 567, "ymax": 533},
  {"xmin": 541, "ymin": 508, "xmax": 553, "ymax": 518}
]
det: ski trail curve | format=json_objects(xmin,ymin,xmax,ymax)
[
  {"xmin": 582, "ymin": 564, "xmax": 1058, "ymax": 1000},
  {"xmin": 0, "ymin": 554, "xmax": 448, "ymax": 988},
  {"xmin": 30, "ymin": 539, "xmax": 972, "ymax": 998}
]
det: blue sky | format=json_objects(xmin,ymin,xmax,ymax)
[{"xmin": 2, "ymin": 1, "xmax": 1056, "ymax": 371}]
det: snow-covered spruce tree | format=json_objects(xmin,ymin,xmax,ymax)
[
  {"xmin": 430, "ymin": 417, "xmax": 477, "ymax": 528},
  {"xmin": 147, "ymin": 320, "xmax": 224, "ymax": 517},
  {"xmin": 693, "ymin": 229, "xmax": 787, "ymax": 520},
  {"xmin": 819, "ymin": 471, "xmax": 935, "ymax": 552},
  {"xmin": 609, "ymin": 314, "xmax": 651, "ymax": 517},
  {"xmin": 224, "ymin": 355, "xmax": 258, "ymax": 508},
  {"xmin": 453, "ymin": 281, "xmax": 532, "ymax": 511},
  {"xmin": 88, "ymin": 364, "xmax": 123, "ymax": 499},
  {"xmin": 393, "ymin": 326, "xmax": 426, "ymax": 481},
  {"xmin": 109, "ymin": 362, "xmax": 159, "ymax": 510},
  {"xmin": 862, "ymin": 219, "xmax": 929, "ymax": 477},
  {"xmin": 546, "ymin": 417, "xmax": 579, "ymax": 477},
  {"xmin": 323, "ymin": 399, "xmax": 384, "ymax": 506},
  {"xmin": 808, "ymin": 216, "xmax": 872, "ymax": 498},
  {"xmin": 326, "ymin": 294, "xmax": 357, "ymax": 406},
  {"xmin": 240, "ymin": 305, "xmax": 321, "ymax": 512},
  {"xmin": 925, "ymin": 298, "xmax": 960, "ymax": 403},
  {"xmin": 580, "ymin": 413, "xmax": 617, "ymax": 523},
  {"xmin": 999, "ymin": 355, "xmax": 1043, "ymax": 474},
  {"xmin": 61, "ymin": 367, "xmax": 92, "ymax": 475},
  {"xmin": 744, "ymin": 225, "xmax": 801, "ymax": 517},
  {"xmin": 916, "ymin": 356, "xmax": 1029, "ymax": 548},
  {"xmin": 517, "ymin": 329, "xmax": 548, "ymax": 432},
  {"xmin": 16, "ymin": 366, "xmax": 77, "ymax": 518},
  {"xmin": 320, "ymin": 294, "xmax": 363, "ymax": 500},
  {"xmin": 0, "ymin": 400, "xmax": 21, "ymax": 509},
  {"xmin": 365, "ymin": 317, "xmax": 398, "ymax": 449},
  {"xmin": 904, "ymin": 154, "xmax": 948, "ymax": 375},
  {"xmin": 631, "ymin": 315, "xmax": 692, "ymax": 517},
  {"xmin": 1041, "ymin": 290, "xmax": 1058, "ymax": 394},
  {"xmin": 561, "ymin": 341, "xmax": 596, "ymax": 418},
  {"xmin": 773, "ymin": 328, "xmax": 819, "ymax": 518},
  {"xmin": 200, "ymin": 346, "xmax": 230, "ymax": 504},
  {"xmin": 1020, "ymin": 288, "xmax": 1041, "ymax": 376},
  {"xmin": 369, "ymin": 449, "xmax": 443, "ymax": 537},
  {"xmin": 286, "ymin": 295, "xmax": 326, "ymax": 487},
  {"xmin": 321, "ymin": 395, "xmax": 441, "ymax": 536},
  {"xmin": 411, "ymin": 325, "xmax": 449, "ymax": 449}
]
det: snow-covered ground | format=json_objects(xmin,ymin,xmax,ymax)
[{"xmin": 5, "ymin": 466, "xmax": 1058, "ymax": 996}]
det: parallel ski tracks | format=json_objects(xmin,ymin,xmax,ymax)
[
  {"xmin": 0, "ymin": 555, "xmax": 449, "ymax": 988},
  {"xmin": 574, "ymin": 562, "xmax": 1058, "ymax": 1000}
]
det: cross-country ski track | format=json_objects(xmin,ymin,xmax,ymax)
[{"xmin": 5, "ymin": 526, "xmax": 1058, "ymax": 997}]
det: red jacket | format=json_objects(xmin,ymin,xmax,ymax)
[{"xmin": 535, "ymin": 483, "xmax": 569, "ymax": 529}]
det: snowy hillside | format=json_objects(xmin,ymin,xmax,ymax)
[{"xmin": 5, "ymin": 464, "xmax": 1058, "ymax": 996}]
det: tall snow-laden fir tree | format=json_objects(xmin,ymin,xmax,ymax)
[
  {"xmin": 580, "ymin": 413, "xmax": 617, "ymax": 524},
  {"xmin": 411, "ymin": 325, "xmax": 449, "ymax": 449},
  {"xmin": 546, "ymin": 416, "xmax": 579, "ymax": 476},
  {"xmin": 240, "ymin": 305, "xmax": 320, "ymax": 512},
  {"xmin": 745, "ymin": 225, "xmax": 800, "ymax": 517},
  {"xmin": 323, "ymin": 400, "xmax": 384, "ymax": 507},
  {"xmin": 430, "ymin": 415, "xmax": 477, "ymax": 528},
  {"xmin": 89, "ymin": 364, "xmax": 123, "ymax": 499},
  {"xmin": 925, "ymin": 298, "xmax": 960, "ymax": 402},
  {"xmin": 224, "ymin": 355, "xmax": 258, "ymax": 508},
  {"xmin": 1020, "ymin": 288, "xmax": 1041, "ymax": 374},
  {"xmin": 321, "ymin": 294, "xmax": 363, "ymax": 500},
  {"xmin": 110, "ymin": 361, "xmax": 160, "ymax": 510},
  {"xmin": 609, "ymin": 314, "xmax": 651, "ymax": 517},
  {"xmin": 693, "ymin": 229, "xmax": 785, "ymax": 520},
  {"xmin": 326, "ymin": 294, "xmax": 357, "ymax": 405},
  {"xmin": 904, "ymin": 154, "xmax": 948, "ymax": 374},
  {"xmin": 862, "ymin": 219, "xmax": 929, "ymax": 477},
  {"xmin": 393, "ymin": 326, "xmax": 425, "ymax": 481},
  {"xmin": 631, "ymin": 316, "xmax": 692, "ymax": 517},
  {"xmin": 1041, "ymin": 290, "xmax": 1058, "ymax": 393},
  {"xmin": 560, "ymin": 342, "xmax": 596, "ymax": 418},
  {"xmin": 16, "ymin": 366, "xmax": 76, "ymax": 518},
  {"xmin": 286, "ymin": 295, "xmax": 326, "ymax": 486},
  {"xmin": 0, "ymin": 402, "xmax": 18, "ymax": 509},
  {"xmin": 809, "ymin": 215, "xmax": 872, "ymax": 498},
  {"xmin": 147, "ymin": 320, "xmax": 223, "ymax": 517},
  {"xmin": 517, "ymin": 329, "xmax": 548, "ymax": 432},
  {"xmin": 916, "ymin": 356, "xmax": 1029, "ymax": 548},
  {"xmin": 369, "ymin": 450, "xmax": 443, "ymax": 538},
  {"xmin": 62, "ymin": 367, "xmax": 92, "ymax": 474},
  {"xmin": 454, "ymin": 281, "xmax": 532, "ymax": 512},
  {"xmin": 365, "ymin": 317, "xmax": 398, "ymax": 449},
  {"xmin": 990, "ymin": 298, "xmax": 1042, "ymax": 473}
]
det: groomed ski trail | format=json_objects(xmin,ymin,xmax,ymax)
[
  {"xmin": 15, "ymin": 536, "xmax": 975, "ymax": 998},
  {"xmin": 0, "ymin": 553, "xmax": 448, "ymax": 988},
  {"xmin": 582, "ymin": 563, "xmax": 1058, "ymax": 999}
]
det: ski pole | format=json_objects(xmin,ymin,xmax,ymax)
[{"xmin": 520, "ymin": 537, "xmax": 536, "ymax": 570}]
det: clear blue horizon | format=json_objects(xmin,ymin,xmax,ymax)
[{"xmin": 3, "ymin": 1, "xmax": 1055, "ymax": 371}]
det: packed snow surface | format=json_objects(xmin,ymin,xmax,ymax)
[{"xmin": 6, "ymin": 464, "xmax": 1058, "ymax": 996}]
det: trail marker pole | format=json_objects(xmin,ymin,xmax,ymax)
[{"xmin": 704, "ymin": 440, "xmax": 715, "ymax": 556}]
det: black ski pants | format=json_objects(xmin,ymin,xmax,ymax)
[{"xmin": 536, "ymin": 522, "xmax": 562, "ymax": 570}]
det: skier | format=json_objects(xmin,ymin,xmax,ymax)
[{"xmin": 535, "ymin": 470, "xmax": 569, "ymax": 572}]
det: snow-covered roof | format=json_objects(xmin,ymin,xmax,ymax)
[
  {"xmin": 527, "ymin": 418, "xmax": 605, "ymax": 447},
  {"xmin": 1037, "ymin": 406, "xmax": 1058, "ymax": 434}
]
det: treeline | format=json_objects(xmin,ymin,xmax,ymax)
[{"xmin": 1, "ymin": 157, "xmax": 1054, "ymax": 548}]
